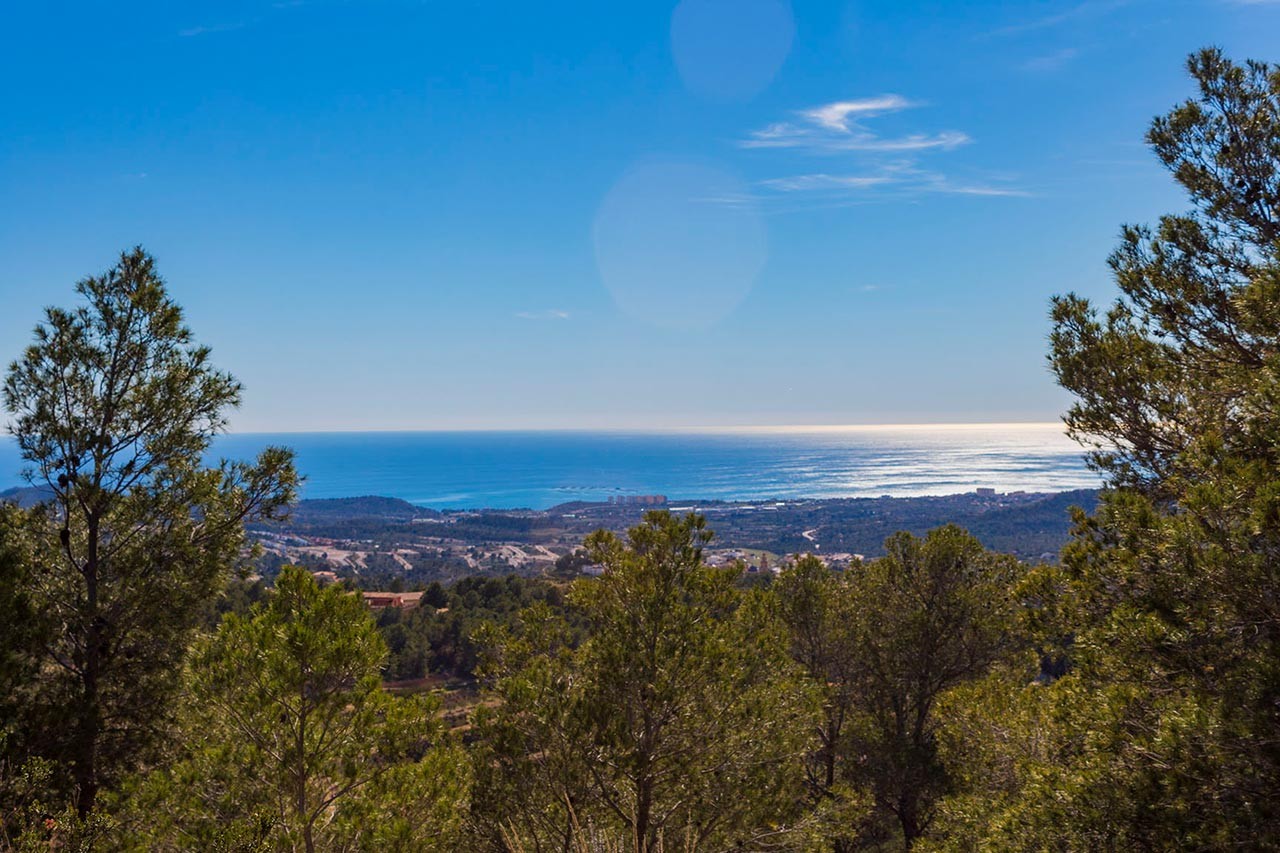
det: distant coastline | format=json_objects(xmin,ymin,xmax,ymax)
[
  {"xmin": 0, "ymin": 425, "xmax": 1098, "ymax": 510},
  {"xmin": 231, "ymin": 488, "xmax": 1101, "ymax": 581}
]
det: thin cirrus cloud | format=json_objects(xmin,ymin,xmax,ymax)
[
  {"xmin": 757, "ymin": 173, "xmax": 894, "ymax": 192},
  {"xmin": 983, "ymin": 0, "xmax": 1131, "ymax": 38},
  {"xmin": 178, "ymin": 20, "xmax": 250, "ymax": 37},
  {"xmin": 515, "ymin": 309, "xmax": 571, "ymax": 321},
  {"xmin": 805, "ymin": 95, "xmax": 914, "ymax": 130},
  {"xmin": 740, "ymin": 96, "xmax": 970, "ymax": 154},
  {"xmin": 759, "ymin": 165, "xmax": 1028, "ymax": 199},
  {"xmin": 739, "ymin": 99, "xmax": 1026, "ymax": 203},
  {"xmin": 1021, "ymin": 47, "xmax": 1081, "ymax": 72},
  {"xmin": 178, "ymin": 2, "xmax": 312, "ymax": 37}
]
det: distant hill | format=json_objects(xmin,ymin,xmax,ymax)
[
  {"xmin": 9, "ymin": 486, "xmax": 1101, "ymax": 562},
  {"xmin": 545, "ymin": 500, "xmax": 599, "ymax": 513},
  {"xmin": 709, "ymin": 489, "xmax": 1101, "ymax": 559},
  {"xmin": 288, "ymin": 496, "xmax": 440, "ymax": 521},
  {"xmin": 250, "ymin": 495, "xmax": 442, "ymax": 541},
  {"xmin": 254, "ymin": 488, "xmax": 1101, "ymax": 564},
  {"xmin": 962, "ymin": 489, "xmax": 1098, "ymax": 556},
  {"xmin": 0, "ymin": 485, "xmax": 54, "ymax": 507}
]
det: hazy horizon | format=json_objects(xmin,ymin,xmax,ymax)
[
  {"xmin": 2, "ymin": 424, "xmax": 1098, "ymax": 508},
  {"xmin": 0, "ymin": 420, "xmax": 1076, "ymax": 442},
  {"xmin": 178, "ymin": 421, "xmax": 1072, "ymax": 435}
]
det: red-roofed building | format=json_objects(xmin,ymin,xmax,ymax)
[{"xmin": 362, "ymin": 591, "xmax": 425, "ymax": 610}]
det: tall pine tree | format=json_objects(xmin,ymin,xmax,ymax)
[
  {"xmin": 2, "ymin": 248, "xmax": 298, "ymax": 818},
  {"xmin": 932, "ymin": 49, "xmax": 1280, "ymax": 849}
]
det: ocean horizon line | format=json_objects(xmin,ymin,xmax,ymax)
[
  {"xmin": 214, "ymin": 421, "xmax": 1070, "ymax": 437},
  {"xmin": 3, "ymin": 425, "xmax": 1096, "ymax": 510}
]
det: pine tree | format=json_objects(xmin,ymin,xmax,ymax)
[
  {"xmin": 777, "ymin": 530, "xmax": 1020, "ymax": 849},
  {"xmin": 472, "ymin": 511, "xmax": 819, "ymax": 852},
  {"xmin": 133, "ymin": 566, "xmax": 470, "ymax": 852},
  {"xmin": 2, "ymin": 247, "xmax": 298, "ymax": 818},
  {"xmin": 934, "ymin": 49, "xmax": 1280, "ymax": 848}
]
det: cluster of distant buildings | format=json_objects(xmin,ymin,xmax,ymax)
[
  {"xmin": 703, "ymin": 549, "xmax": 864, "ymax": 573},
  {"xmin": 579, "ymin": 548, "xmax": 861, "ymax": 579},
  {"xmin": 362, "ymin": 591, "xmax": 426, "ymax": 610},
  {"xmin": 607, "ymin": 494, "xmax": 667, "ymax": 506},
  {"xmin": 310, "ymin": 570, "xmax": 430, "ymax": 610}
]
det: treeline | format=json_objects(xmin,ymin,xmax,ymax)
[
  {"xmin": 2, "ymin": 47, "xmax": 1280, "ymax": 850},
  {"xmin": 201, "ymin": 572, "xmax": 575, "ymax": 683},
  {"xmin": 699, "ymin": 489, "xmax": 1100, "ymax": 557},
  {"xmin": 376, "ymin": 575, "xmax": 579, "ymax": 681}
]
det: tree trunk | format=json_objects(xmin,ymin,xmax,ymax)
[
  {"xmin": 72, "ymin": 680, "xmax": 99, "ymax": 818},
  {"xmin": 635, "ymin": 774, "xmax": 653, "ymax": 853},
  {"xmin": 297, "ymin": 686, "xmax": 314, "ymax": 853},
  {"xmin": 899, "ymin": 797, "xmax": 922, "ymax": 850},
  {"xmin": 74, "ymin": 517, "xmax": 101, "ymax": 819},
  {"xmin": 824, "ymin": 717, "xmax": 837, "ymax": 789}
]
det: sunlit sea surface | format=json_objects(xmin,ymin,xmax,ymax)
[{"xmin": 0, "ymin": 425, "xmax": 1099, "ymax": 511}]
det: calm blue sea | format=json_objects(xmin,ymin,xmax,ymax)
[{"xmin": 0, "ymin": 425, "xmax": 1099, "ymax": 510}]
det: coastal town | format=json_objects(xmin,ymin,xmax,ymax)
[{"xmin": 244, "ymin": 487, "xmax": 1098, "ymax": 591}]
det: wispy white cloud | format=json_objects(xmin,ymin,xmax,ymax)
[
  {"xmin": 739, "ymin": 97, "xmax": 1025, "ymax": 207},
  {"xmin": 180, "ymin": 1, "xmax": 314, "ymax": 37},
  {"xmin": 754, "ymin": 163, "xmax": 1028, "ymax": 201},
  {"xmin": 985, "ymin": 0, "xmax": 1130, "ymax": 37},
  {"xmin": 179, "ymin": 21, "xmax": 249, "ymax": 37},
  {"xmin": 1021, "ymin": 47, "xmax": 1081, "ymax": 72},
  {"xmin": 758, "ymin": 173, "xmax": 894, "ymax": 192},
  {"xmin": 688, "ymin": 191, "xmax": 765, "ymax": 210},
  {"xmin": 515, "ymin": 309, "xmax": 571, "ymax": 321},
  {"xmin": 930, "ymin": 180, "xmax": 1029, "ymax": 197},
  {"xmin": 741, "ymin": 96, "xmax": 970, "ymax": 154},
  {"xmin": 803, "ymin": 96, "xmax": 915, "ymax": 131}
]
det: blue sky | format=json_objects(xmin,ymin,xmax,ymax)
[{"xmin": 2, "ymin": 0, "xmax": 1277, "ymax": 431}]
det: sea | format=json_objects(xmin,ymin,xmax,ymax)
[{"xmin": 0, "ymin": 424, "xmax": 1099, "ymax": 511}]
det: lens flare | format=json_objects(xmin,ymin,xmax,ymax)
[
  {"xmin": 670, "ymin": 0, "xmax": 795, "ymax": 101},
  {"xmin": 593, "ymin": 160, "xmax": 767, "ymax": 330}
]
